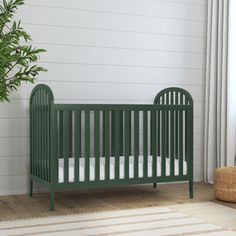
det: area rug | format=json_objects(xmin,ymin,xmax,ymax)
[
  {"xmin": 0, "ymin": 202, "xmax": 235, "ymax": 236},
  {"xmin": 169, "ymin": 201, "xmax": 236, "ymax": 232}
]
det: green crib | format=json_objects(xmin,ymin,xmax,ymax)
[{"xmin": 29, "ymin": 84, "xmax": 193, "ymax": 210}]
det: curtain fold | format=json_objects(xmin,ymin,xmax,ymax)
[
  {"xmin": 204, "ymin": 0, "xmax": 231, "ymax": 184},
  {"xmin": 227, "ymin": 0, "xmax": 236, "ymax": 168}
]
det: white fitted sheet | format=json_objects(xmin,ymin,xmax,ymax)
[{"xmin": 58, "ymin": 156, "xmax": 187, "ymax": 183}]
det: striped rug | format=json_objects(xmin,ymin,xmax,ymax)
[{"xmin": 0, "ymin": 203, "xmax": 235, "ymax": 236}]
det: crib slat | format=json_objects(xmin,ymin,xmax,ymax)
[
  {"xmin": 170, "ymin": 110, "xmax": 175, "ymax": 176},
  {"xmin": 59, "ymin": 111, "xmax": 63, "ymax": 159},
  {"xmin": 42, "ymin": 93, "xmax": 46, "ymax": 180},
  {"xmin": 63, "ymin": 111, "xmax": 69, "ymax": 183},
  {"xmin": 44, "ymin": 95, "xmax": 48, "ymax": 181},
  {"xmin": 35, "ymin": 99, "xmax": 39, "ymax": 178},
  {"xmin": 104, "ymin": 111, "xmax": 110, "ymax": 180},
  {"xmin": 51, "ymin": 107, "xmax": 58, "ymax": 184},
  {"xmin": 143, "ymin": 110, "xmax": 148, "ymax": 178},
  {"xmin": 175, "ymin": 109, "xmax": 179, "ymax": 162},
  {"xmin": 188, "ymin": 106, "xmax": 194, "ymax": 180},
  {"xmin": 179, "ymin": 93, "xmax": 184, "ymax": 175},
  {"xmin": 175, "ymin": 92, "xmax": 179, "ymax": 162},
  {"xmin": 111, "ymin": 111, "xmax": 115, "ymax": 157},
  {"xmin": 151, "ymin": 110, "xmax": 157, "ymax": 177},
  {"xmin": 179, "ymin": 108, "xmax": 183, "ymax": 176},
  {"xmin": 39, "ymin": 92, "xmax": 43, "ymax": 179},
  {"xmin": 42, "ymin": 91, "xmax": 45, "ymax": 180},
  {"xmin": 85, "ymin": 111, "xmax": 90, "ymax": 182},
  {"xmin": 47, "ymin": 100, "xmax": 51, "ymax": 182},
  {"xmin": 124, "ymin": 111, "xmax": 130, "ymax": 179},
  {"xmin": 185, "ymin": 107, "xmax": 188, "ymax": 168},
  {"xmin": 74, "ymin": 110, "xmax": 81, "ymax": 182},
  {"xmin": 103, "ymin": 111, "xmax": 105, "ymax": 157},
  {"xmin": 166, "ymin": 94, "xmax": 169, "ymax": 158},
  {"xmin": 37, "ymin": 93, "xmax": 40, "ymax": 178},
  {"xmin": 68, "ymin": 111, "xmax": 73, "ymax": 157},
  {"xmin": 115, "ymin": 111, "xmax": 120, "ymax": 179},
  {"xmin": 171, "ymin": 91, "xmax": 174, "ymax": 104},
  {"xmin": 32, "ymin": 99, "xmax": 36, "ymax": 177},
  {"xmin": 186, "ymin": 109, "xmax": 190, "ymax": 173},
  {"xmin": 120, "ymin": 112, "xmax": 124, "ymax": 156},
  {"xmin": 36, "ymin": 103, "xmax": 40, "ymax": 177},
  {"xmin": 129, "ymin": 111, "xmax": 132, "ymax": 156},
  {"xmin": 38, "ymin": 92, "xmax": 42, "ymax": 178},
  {"xmin": 39, "ymin": 90, "xmax": 44, "ymax": 179},
  {"xmin": 31, "ymin": 100, "xmax": 34, "ymax": 176},
  {"xmin": 46, "ymin": 95, "xmax": 50, "ymax": 181},
  {"xmin": 134, "ymin": 111, "xmax": 139, "ymax": 179},
  {"xmin": 30, "ymin": 102, "xmax": 32, "ymax": 176},
  {"xmin": 161, "ymin": 110, "xmax": 166, "ymax": 177},
  {"xmin": 30, "ymin": 98, "xmax": 34, "ymax": 174},
  {"xmin": 35, "ymin": 93, "xmax": 39, "ymax": 178},
  {"xmin": 48, "ymin": 100, "xmax": 52, "ymax": 181},
  {"xmin": 157, "ymin": 110, "xmax": 161, "ymax": 156},
  {"xmin": 44, "ymin": 92, "xmax": 48, "ymax": 181},
  {"xmin": 43, "ymin": 100, "xmax": 46, "ymax": 181},
  {"xmin": 38, "ymin": 91, "xmax": 41, "ymax": 179},
  {"xmin": 94, "ymin": 110, "xmax": 100, "ymax": 181},
  {"xmin": 111, "ymin": 111, "xmax": 124, "ymax": 157},
  {"xmin": 36, "ymin": 93, "xmax": 40, "ymax": 178}
]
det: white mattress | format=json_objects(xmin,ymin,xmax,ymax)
[{"xmin": 58, "ymin": 156, "xmax": 187, "ymax": 183}]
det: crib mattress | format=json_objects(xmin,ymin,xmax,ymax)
[{"xmin": 58, "ymin": 156, "xmax": 187, "ymax": 183}]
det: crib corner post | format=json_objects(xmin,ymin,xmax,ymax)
[
  {"xmin": 49, "ymin": 105, "xmax": 57, "ymax": 211},
  {"xmin": 189, "ymin": 179, "xmax": 193, "ymax": 199},
  {"xmin": 29, "ymin": 179, "xmax": 33, "ymax": 197},
  {"xmin": 188, "ymin": 97, "xmax": 194, "ymax": 199},
  {"xmin": 50, "ymin": 190, "xmax": 55, "ymax": 211}
]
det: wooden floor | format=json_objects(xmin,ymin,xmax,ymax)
[{"xmin": 0, "ymin": 182, "xmax": 234, "ymax": 221}]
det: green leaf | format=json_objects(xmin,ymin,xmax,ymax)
[{"xmin": 0, "ymin": 0, "xmax": 47, "ymax": 103}]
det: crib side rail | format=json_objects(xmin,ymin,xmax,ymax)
[
  {"xmin": 53, "ymin": 102, "xmax": 193, "ymax": 186},
  {"xmin": 30, "ymin": 84, "xmax": 54, "ymax": 182}
]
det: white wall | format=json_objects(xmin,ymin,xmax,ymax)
[{"xmin": 0, "ymin": 0, "xmax": 207, "ymax": 195}]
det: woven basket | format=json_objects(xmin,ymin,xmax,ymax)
[{"xmin": 214, "ymin": 167, "xmax": 236, "ymax": 203}]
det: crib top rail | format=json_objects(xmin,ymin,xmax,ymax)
[
  {"xmin": 30, "ymin": 84, "xmax": 193, "ymax": 111},
  {"xmin": 53, "ymin": 104, "xmax": 191, "ymax": 111}
]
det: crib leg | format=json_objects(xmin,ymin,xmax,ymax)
[
  {"xmin": 29, "ymin": 179, "xmax": 33, "ymax": 197},
  {"xmin": 189, "ymin": 180, "xmax": 193, "ymax": 199},
  {"xmin": 50, "ymin": 190, "xmax": 55, "ymax": 211},
  {"xmin": 153, "ymin": 183, "xmax": 157, "ymax": 188}
]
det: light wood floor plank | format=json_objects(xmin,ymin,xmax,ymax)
[{"xmin": 0, "ymin": 182, "xmax": 233, "ymax": 221}]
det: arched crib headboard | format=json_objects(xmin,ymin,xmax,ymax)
[
  {"xmin": 30, "ymin": 84, "xmax": 54, "ymax": 182},
  {"xmin": 30, "ymin": 84, "xmax": 54, "ymax": 106},
  {"xmin": 152, "ymin": 87, "xmax": 194, "ymax": 186},
  {"xmin": 154, "ymin": 87, "xmax": 193, "ymax": 106}
]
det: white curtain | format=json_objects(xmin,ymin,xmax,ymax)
[
  {"xmin": 227, "ymin": 0, "xmax": 236, "ymax": 166},
  {"xmin": 204, "ymin": 0, "xmax": 235, "ymax": 184}
]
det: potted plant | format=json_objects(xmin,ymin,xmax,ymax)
[{"xmin": 0, "ymin": 0, "xmax": 46, "ymax": 102}]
